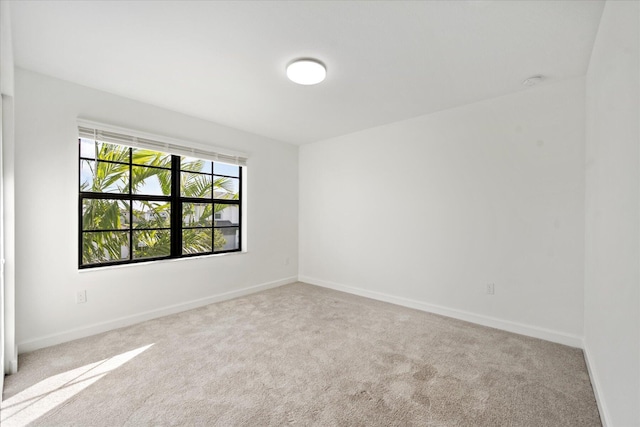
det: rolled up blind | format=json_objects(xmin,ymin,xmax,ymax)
[{"xmin": 77, "ymin": 119, "xmax": 248, "ymax": 166}]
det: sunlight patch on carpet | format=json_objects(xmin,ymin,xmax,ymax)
[{"xmin": 1, "ymin": 344, "xmax": 154, "ymax": 427}]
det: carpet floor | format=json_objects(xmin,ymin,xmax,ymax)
[{"xmin": 2, "ymin": 282, "xmax": 600, "ymax": 426}]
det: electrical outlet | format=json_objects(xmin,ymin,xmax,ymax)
[
  {"xmin": 76, "ymin": 290, "xmax": 87, "ymax": 304},
  {"xmin": 486, "ymin": 283, "xmax": 495, "ymax": 295},
  {"xmin": 284, "ymin": 257, "xmax": 290, "ymax": 266}
]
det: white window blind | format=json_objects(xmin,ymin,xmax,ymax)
[{"xmin": 77, "ymin": 119, "xmax": 248, "ymax": 166}]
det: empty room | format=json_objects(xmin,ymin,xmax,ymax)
[{"xmin": 0, "ymin": 0, "xmax": 638, "ymax": 426}]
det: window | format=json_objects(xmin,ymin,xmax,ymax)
[{"xmin": 79, "ymin": 138, "xmax": 242, "ymax": 268}]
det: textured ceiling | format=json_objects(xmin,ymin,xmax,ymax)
[{"xmin": 9, "ymin": 1, "xmax": 604, "ymax": 145}]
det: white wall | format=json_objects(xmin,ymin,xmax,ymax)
[
  {"xmin": 13, "ymin": 69, "xmax": 298, "ymax": 351},
  {"xmin": 584, "ymin": 1, "xmax": 640, "ymax": 426},
  {"xmin": 300, "ymin": 77, "xmax": 586, "ymax": 346},
  {"xmin": 1, "ymin": 0, "xmax": 17, "ymax": 381},
  {"xmin": 0, "ymin": 0, "xmax": 13, "ymax": 98}
]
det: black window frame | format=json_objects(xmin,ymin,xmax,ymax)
[{"xmin": 78, "ymin": 138, "xmax": 243, "ymax": 269}]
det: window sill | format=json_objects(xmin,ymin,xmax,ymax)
[{"xmin": 78, "ymin": 250, "xmax": 247, "ymax": 273}]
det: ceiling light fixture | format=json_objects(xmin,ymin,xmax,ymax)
[
  {"xmin": 522, "ymin": 75, "xmax": 545, "ymax": 86},
  {"xmin": 286, "ymin": 59, "xmax": 326, "ymax": 85}
]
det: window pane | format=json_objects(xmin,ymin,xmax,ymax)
[
  {"xmin": 133, "ymin": 230, "xmax": 171, "ymax": 259},
  {"xmin": 214, "ymin": 162, "xmax": 239, "ymax": 177},
  {"xmin": 96, "ymin": 141, "xmax": 130, "ymax": 163},
  {"xmin": 182, "ymin": 228, "xmax": 212, "ymax": 255},
  {"xmin": 80, "ymin": 160, "xmax": 129, "ymax": 193},
  {"xmin": 80, "ymin": 159, "xmax": 94, "ymax": 191},
  {"xmin": 133, "ymin": 201, "xmax": 171, "ymax": 229},
  {"xmin": 80, "ymin": 138, "xmax": 96, "ymax": 159},
  {"xmin": 132, "ymin": 166, "xmax": 171, "ymax": 196},
  {"xmin": 82, "ymin": 231, "xmax": 130, "ymax": 265},
  {"xmin": 132, "ymin": 148, "xmax": 171, "ymax": 168},
  {"xmin": 213, "ymin": 176, "xmax": 239, "ymax": 199},
  {"xmin": 214, "ymin": 204, "xmax": 239, "ymax": 226},
  {"xmin": 214, "ymin": 227, "xmax": 239, "ymax": 252},
  {"xmin": 82, "ymin": 199, "xmax": 130, "ymax": 230},
  {"xmin": 181, "ymin": 172, "xmax": 212, "ymax": 198},
  {"xmin": 182, "ymin": 202, "xmax": 213, "ymax": 227},
  {"xmin": 181, "ymin": 157, "xmax": 212, "ymax": 174}
]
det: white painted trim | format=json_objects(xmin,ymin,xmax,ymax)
[
  {"xmin": 17, "ymin": 276, "xmax": 297, "ymax": 353},
  {"xmin": 300, "ymin": 276, "xmax": 583, "ymax": 348},
  {"xmin": 77, "ymin": 250, "xmax": 247, "ymax": 273},
  {"xmin": 7, "ymin": 350, "xmax": 16, "ymax": 374},
  {"xmin": 583, "ymin": 344, "xmax": 611, "ymax": 427}
]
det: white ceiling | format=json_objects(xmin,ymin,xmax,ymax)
[{"xmin": 9, "ymin": 0, "xmax": 604, "ymax": 145}]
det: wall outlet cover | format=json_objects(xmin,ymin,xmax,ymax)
[{"xmin": 76, "ymin": 290, "xmax": 87, "ymax": 304}]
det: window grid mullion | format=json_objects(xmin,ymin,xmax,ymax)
[
  {"xmin": 171, "ymin": 155, "xmax": 182, "ymax": 258},
  {"xmin": 129, "ymin": 147, "xmax": 133, "ymax": 261},
  {"xmin": 238, "ymin": 166, "xmax": 243, "ymax": 252}
]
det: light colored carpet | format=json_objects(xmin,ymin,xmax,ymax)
[{"xmin": 2, "ymin": 282, "xmax": 600, "ymax": 426}]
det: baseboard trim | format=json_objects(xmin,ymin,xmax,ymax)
[
  {"xmin": 4, "ymin": 347, "xmax": 18, "ymax": 376},
  {"xmin": 583, "ymin": 344, "xmax": 611, "ymax": 427},
  {"xmin": 18, "ymin": 276, "xmax": 297, "ymax": 353},
  {"xmin": 300, "ymin": 276, "xmax": 583, "ymax": 348}
]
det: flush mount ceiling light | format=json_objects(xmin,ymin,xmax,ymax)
[
  {"xmin": 286, "ymin": 59, "xmax": 326, "ymax": 85},
  {"xmin": 522, "ymin": 75, "xmax": 545, "ymax": 86}
]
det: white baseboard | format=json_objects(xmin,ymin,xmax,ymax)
[
  {"xmin": 4, "ymin": 347, "xmax": 18, "ymax": 376},
  {"xmin": 8, "ymin": 354, "xmax": 17, "ymax": 373},
  {"xmin": 17, "ymin": 276, "xmax": 297, "ymax": 353},
  {"xmin": 299, "ymin": 276, "xmax": 583, "ymax": 348},
  {"xmin": 583, "ymin": 344, "xmax": 611, "ymax": 427}
]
